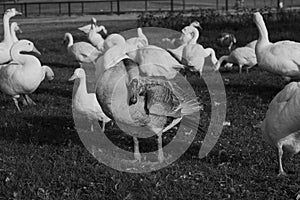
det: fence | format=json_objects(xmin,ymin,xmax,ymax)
[{"xmin": 0, "ymin": 0, "xmax": 298, "ymax": 17}]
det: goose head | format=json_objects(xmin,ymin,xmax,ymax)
[
  {"xmin": 91, "ymin": 17, "xmax": 97, "ymax": 25},
  {"xmin": 68, "ymin": 68, "xmax": 85, "ymax": 81},
  {"xmin": 4, "ymin": 8, "xmax": 22, "ymax": 18},
  {"xmin": 190, "ymin": 21, "xmax": 202, "ymax": 30},
  {"xmin": 12, "ymin": 40, "xmax": 40, "ymax": 54},
  {"xmin": 11, "ymin": 22, "xmax": 22, "ymax": 33},
  {"xmin": 181, "ymin": 25, "xmax": 199, "ymax": 44}
]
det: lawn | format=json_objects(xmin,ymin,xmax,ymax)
[{"xmin": 1, "ymin": 13, "xmax": 300, "ymax": 199}]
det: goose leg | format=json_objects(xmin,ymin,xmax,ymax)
[
  {"xmin": 157, "ymin": 132, "xmax": 164, "ymax": 163},
  {"xmin": 21, "ymin": 95, "xmax": 28, "ymax": 106},
  {"xmin": 12, "ymin": 97, "xmax": 21, "ymax": 112},
  {"xmin": 25, "ymin": 95, "xmax": 36, "ymax": 106},
  {"xmin": 133, "ymin": 137, "xmax": 141, "ymax": 162},
  {"xmin": 277, "ymin": 142, "xmax": 287, "ymax": 176},
  {"xmin": 239, "ymin": 64, "xmax": 242, "ymax": 74},
  {"xmin": 102, "ymin": 121, "xmax": 105, "ymax": 132}
]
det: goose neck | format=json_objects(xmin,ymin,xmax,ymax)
[
  {"xmin": 66, "ymin": 33, "xmax": 74, "ymax": 49},
  {"xmin": 77, "ymin": 76, "xmax": 88, "ymax": 96},
  {"xmin": 256, "ymin": 17, "xmax": 269, "ymax": 45},
  {"xmin": 3, "ymin": 14, "xmax": 12, "ymax": 43},
  {"xmin": 190, "ymin": 28, "xmax": 199, "ymax": 44},
  {"xmin": 216, "ymin": 55, "xmax": 229, "ymax": 70}
]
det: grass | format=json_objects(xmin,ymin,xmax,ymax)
[{"xmin": 0, "ymin": 13, "xmax": 300, "ymax": 199}]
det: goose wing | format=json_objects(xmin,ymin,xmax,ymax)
[{"xmin": 271, "ymin": 41, "xmax": 300, "ymax": 67}]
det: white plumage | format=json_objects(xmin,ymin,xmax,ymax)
[
  {"xmin": 64, "ymin": 32, "xmax": 101, "ymax": 67},
  {"xmin": 69, "ymin": 68, "xmax": 111, "ymax": 132},
  {"xmin": 253, "ymin": 12, "xmax": 300, "ymax": 80},
  {"xmin": 0, "ymin": 8, "xmax": 22, "ymax": 64},
  {"xmin": 0, "ymin": 40, "xmax": 54, "ymax": 111},
  {"xmin": 215, "ymin": 46, "xmax": 257, "ymax": 73},
  {"xmin": 261, "ymin": 82, "xmax": 300, "ymax": 176},
  {"xmin": 87, "ymin": 17, "xmax": 105, "ymax": 51}
]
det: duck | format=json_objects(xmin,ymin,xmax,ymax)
[
  {"xmin": 95, "ymin": 58, "xmax": 202, "ymax": 162},
  {"xmin": 64, "ymin": 32, "xmax": 101, "ymax": 67},
  {"xmin": 214, "ymin": 46, "xmax": 257, "ymax": 73},
  {"xmin": 253, "ymin": 12, "xmax": 300, "ymax": 80},
  {"xmin": 69, "ymin": 68, "xmax": 111, "ymax": 132},
  {"xmin": 216, "ymin": 32, "xmax": 237, "ymax": 52},
  {"xmin": 78, "ymin": 18, "xmax": 107, "ymax": 35},
  {"xmin": 0, "ymin": 8, "xmax": 22, "ymax": 64},
  {"xmin": 0, "ymin": 40, "xmax": 54, "ymax": 111},
  {"xmin": 261, "ymin": 82, "xmax": 300, "ymax": 176},
  {"xmin": 87, "ymin": 17, "xmax": 105, "ymax": 51}
]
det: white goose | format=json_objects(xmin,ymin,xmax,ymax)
[
  {"xmin": 64, "ymin": 32, "xmax": 101, "ymax": 67},
  {"xmin": 0, "ymin": 8, "xmax": 22, "ymax": 64},
  {"xmin": 0, "ymin": 40, "xmax": 54, "ymax": 111},
  {"xmin": 261, "ymin": 82, "xmax": 300, "ymax": 176},
  {"xmin": 167, "ymin": 21, "xmax": 217, "ymax": 75},
  {"xmin": 215, "ymin": 46, "xmax": 257, "ymax": 73},
  {"xmin": 162, "ymin": 21, "xmax": 202, "ymax": 48},
  {"xmin": 69, "ymin": 68, "xmax": 111, "ymax": 132},
  {"xmin": 78, "ymin": 18, "xmax": 107, "ymax": 35},
  {"xmin": 95, "ymin": 58, "xmax": 201, "ymax": 162},
  {"xmin": 87, "ymin": 17, "xmax": 105, "ymax": 51},
  {"xmin": 126, "ymin": 27, "xmax": 148, "ymax": 48},
  {"xmin": 102, "ymin": 33, "xmax": 126, "ymax": 52},
  {"xmin": 253, "ymin": 12, "xmax": 300, "ymax": 80}
]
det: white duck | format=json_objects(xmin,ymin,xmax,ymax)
[
  {"xmin": 95, "ymin": 58, "xmax": 202, "ymax": 162},
  {"xmin": 253, "ymin": 12, "xmax": 300, "ymax": 80},
  {"xmin": 87, "ymin": 17, "xmax": 105, "ymax": 51},
  {"xmin": 261, "ymin": 82, "xmax": 300, "ymax": 176},
  {"xmin": 78, "ymin": 18, "xmax": 107, "ymax": 35},
  {"xmin": 69, "ymin": 68, "xmax": 111, "ymax": 132},
  {"xmin": 0, "ymin": 40, "xmax": 54, "ymax": 111},
  {"xmin": 64, "ymin": 32, "xmax": 101, "ymax": 67},
  {"xmin": 214, "ymin": 46, "xmax": 257, "ymax": 73},
  {"xmin": 0, "ymin": 8, "xmax": 22, "ymax": 64}
]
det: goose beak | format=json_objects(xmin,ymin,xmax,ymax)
[
  {"xmin": 32, "ymin": 46, "xmax": 41, "ymax": 55},
  {"xmin": 68, "ymin": 74, "xmax": 77, "ymax": 81},
  {"xmin": 15, "ymin": 11, "xmax": 22, "ymax": 15},
  {"xmin": 17, "ymin": 28, "xmax": 22, "ymax": 34}
]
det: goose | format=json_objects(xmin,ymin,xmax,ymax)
[
  {"xmin": 166, "ymin": 21, "xmax": 217, "ymax": 75},
  {"xmin": 69, "ymin": 68, "xmax": 111, "ymax": 132},
  {"xmin": 214, "ymin": 46, "xmax": 257, "ymax": 73},
  {"xmin": 0, "ymin": 40, "xmax": 54, "ymax": 111},
  {"xmin": 64, "ymin": 32, "xmax": 101, "ymax": 67},
  {"xmin": 0, "ymin": 8, "xmax": 22, "ymax": 64},
  {"xmin": 126, "ymin": 27, "xmax": 148, "ymax": 48},
  {"xmin": 102, "ymin": 33, "xmax": 126, "ymax": 52},
  {"xmin": 162, "ymin": 21, "xmax": 202, "ymax": 47},
  {"xmin": 253, "ymin": 12, "xmax": 300, "ymax": 80},
  {"xmin": 216, "ymin": 32, "xmax": 237, "ymax": 52},
  {"xmin": 87, "ymin": 17, "xmax": 105, "ymax": 51},
  {"xmin": 95, "ymin": 58, "xmax": 202, "ymax": 162},
  {"xmin": 261, "ymin": 82, "xmax": 300, "ymax": 176},
  {"xmin": 78, "ymin": 18, "xmax": 107, "ymax": 35}
]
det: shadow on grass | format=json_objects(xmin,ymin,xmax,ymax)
[{"xmin": 1, "ymin": 115, "xmax": 81, "ymax": 147}]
